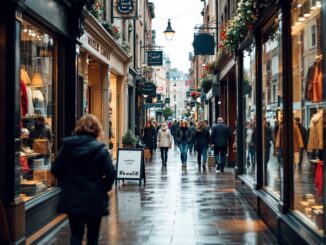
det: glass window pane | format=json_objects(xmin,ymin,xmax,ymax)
[
  {"xmin": 20, "ymin": 19, "xmax": 56, "ymax": 202},
  {"xmin": 262, "ymin": 13, "xmax": 282, "ymax": 198},
  {"xmin": 291, "ymin": 0, "xmax": 323, "ymax": 235},
  {"xmin": 243, "ymin": 42, "xmax": 256, "ymax": 180}
]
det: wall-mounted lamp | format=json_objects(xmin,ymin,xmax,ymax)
[{"xmin": 163, "ymin": 19, "xmax": 175, "ymax": 41}]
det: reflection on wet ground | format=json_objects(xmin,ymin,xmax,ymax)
[{"xmin": 40, "ymin": 147, "xmax": 277, "ymax": 244}]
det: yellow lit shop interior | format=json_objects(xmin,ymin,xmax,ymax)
[
  {"xmin": 291, "ymin": 0, "xmax": 323, "ymax": 234},
  {"xmin": 19, "ymin": 19, "xmax": 56, "ymax": 202}
]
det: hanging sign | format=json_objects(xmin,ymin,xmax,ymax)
[
  {"xmin": 147, "ymin": 51, "xmax": 163, "ymax": 66},
  {"xmin": 165, "ymin": 98, "xmax": 170, "ymax": 104},
  {"xmin": 193, "ymin": 33, "xmax": 215, "ymax": 55},
  {"xmin": 141, "ymin": 82, "xmax": 156, "ymax": 96},
  {"xmin": 116, "ymin": 148, "xmax": 145, "ymax": 186},
  {"xmin": 113, "ymin": 0, "xmax": 137, "ymax": 18}
]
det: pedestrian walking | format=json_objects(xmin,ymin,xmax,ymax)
[
  {"xmin": 157, "ymin": 122, "xmax": 173, "ymax": 167},
  {"xmin": 188, "ymin": 121, "xmax": 196, "ymax": 155},
  {"xmin": 143, "ymin": 120, "xmax": 156, "ymax": 161},
  {"xmin": 152, "ymin": 120, "xmax": 159, "ymax": 151},
  {"xmin": 176, "ymin": 120, "xmax": 192, "ymax": 169},
  {"xmin": 51, "ymin": 114, "xmax": 116, "ymax": 245},
  {"xmin": 195, "ymin": 120, "xmax": 210, "ymax": 171},
  {"xmin": 170, "ymin": 120, "xmax": 179, "ymax": 148},
  {"xmin": 210, "ymin": 117, "xmax": 232, "ymax": 173}
]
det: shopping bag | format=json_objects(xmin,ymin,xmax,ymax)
[
  {"xmin": 33, "ymin": 138, "xmax": 50, "ymax": 155},
  {"xmin": 144, "ymin": 148, "xmax": 151, "ymax": 160}
]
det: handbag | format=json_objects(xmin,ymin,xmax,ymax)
[{"xmin": 33, "ymin": 138, "xmax": 50, "ymax": 155}]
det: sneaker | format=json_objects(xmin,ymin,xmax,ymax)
[
  {"xmin": 216, "ymin": 165, "xmax": 220, "ymax": 173},
  {"xmin": 202, "ymin": 165, "xmax": 206, "ymax": 171}
]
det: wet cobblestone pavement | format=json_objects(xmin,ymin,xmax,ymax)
[{"xmin": 40, "ymin": 148, "xmax": 277, "ymax": 245}]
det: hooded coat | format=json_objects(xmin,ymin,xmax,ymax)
[
  {"xmin": 51, "ymin": 135, "xmax": 115, "ymax": 217},
  {"xmin": 157, "ymin": 125, "xmax": 173, "ymax": 148}
]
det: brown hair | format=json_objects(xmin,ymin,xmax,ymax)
[{"xmin": 74, "ymin": 114, "xmax": 103, "ymax": 138}]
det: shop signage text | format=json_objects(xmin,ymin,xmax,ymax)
[
  {"xmin": 87, "ymin": 36, "xmax": 110, "ymax": 60},
  {"xmin": 147, "ymin": 51, "xmax": 163, "ymax": 66},
  {"xmin": 113, "ymin": 0, "xmax": 137, "ymax": 18}
]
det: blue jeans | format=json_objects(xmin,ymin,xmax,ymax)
[
  {"xmin": 214, "ymin": 146, "xmax": 227, "ymax": 171},
  {"xmin": 197, "ymin": 147, "xmax": 207, "ymax": 165},
  {"xmin": 188, "ymin": 140, "xmax": 195, "ymax": 153},
  {"xmin": 179, "ymin": 143, "xmax": 189, "ymax": 164}
]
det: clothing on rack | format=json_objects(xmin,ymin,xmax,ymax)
[
  {"xmin": 307, "ymin": 109, "xmax": 323, "ymax": 153},
  {"xmin": 32, "ymin": 89, "xmax": 46, "ymax": 116},
  {"xmin": 305, "ymin": 58, "xmax": 322, "ymax": 102},
  {"xmin": 26, "ymin": 87, "xmax": 35, "ymax": 116},
  {"xmin": 20, "ymin": 68, "xmax": 31, "ymax": 85},
  {"xmin": 20, "ymin": 80, "xmax": 28, "ymax": 116}
]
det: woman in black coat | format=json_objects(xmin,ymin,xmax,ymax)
[
  {"xmin": 143, "ymin": 120, "xmax": 156, "ymax": 161},
  {"xmin": 195, "ymin": 120, "xmax": 210, "ymax": 170},
  {"xmin": 51, "ymin": 114, "xmax": 115, "ymax": 245}
]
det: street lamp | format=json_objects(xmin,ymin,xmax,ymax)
[
  {"xmin": 174, "ymin": 100, "xmax": 177, "ymax": 119},
  {"xmin": 164, "ymin": 19, "xmax": 175, "ymax": 41}
]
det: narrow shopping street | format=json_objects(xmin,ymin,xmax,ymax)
[{"xmin": 40, "ymin": 148, "xmax": 277, "ymax": 245}]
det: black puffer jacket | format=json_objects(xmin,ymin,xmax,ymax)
[
  {"xmin": 51, "ymin": 135, "xmax": 115, "ymax": 217},
  {"xmin": 143, "ymin": 126, "xmax": 156, "ymax": 149}
]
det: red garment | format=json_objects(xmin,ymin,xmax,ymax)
[
  {"xmin": 20, "ymin": 80, "xmax": 28, "ymax": 116},
  {"xmin": 20, "ymin": 156, "xmax": 30, "ymax": 173},
  {"xmin": 315, "ymin": 160, "xmax": 323, "ymax": 196},
  {"xmin": 306, "ymin": 59, "xmax": 322, "ymax": 102}
]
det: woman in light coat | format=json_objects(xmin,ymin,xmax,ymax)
[{"xmin": 157, "ymin": 122, "xmax": 173, "ymax": 167}]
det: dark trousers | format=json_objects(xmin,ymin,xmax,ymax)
[
  {"xmin": 160, "ymin": 147, "xmax": 169, "ymax": 165},
  {"xmin": 68, "ymin": 214, "xmax": 102, "ymax": 245},
  {"xmin": 214, "ymin": 146, "xmax": 227, "ymax": 171}
]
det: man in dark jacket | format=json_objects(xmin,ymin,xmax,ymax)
[
  {"xmin": 170, "ymin": 120, "xmax": 179, "ymax": 148},
  {"xmin": 210, "ymin": 117, "xmax": 231, "ymax": 173}
]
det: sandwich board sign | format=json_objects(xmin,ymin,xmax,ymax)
[{"xmin": 116, "ymin": 148, "xmax": 146, "ymax": 186}]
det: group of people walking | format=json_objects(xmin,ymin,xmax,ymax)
[
  {"xmin": 142, "ymin": 117, "xmax": 232, "ymax": 173},
  {"xmin": 49, "ymin": 113, "xmax": 233, "ymax": 244}
]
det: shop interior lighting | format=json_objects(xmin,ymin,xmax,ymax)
[{"xmin": 316, "ymin": 1, "xmax": 321, "ymax": 8}]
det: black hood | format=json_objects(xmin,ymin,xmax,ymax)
[{"xmin": 61, "ymin": 134, "xmax": 104, "ymax": 160}]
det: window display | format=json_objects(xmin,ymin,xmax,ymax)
[
  {"xmin": 243, "ymin": 42, "xmax": 256, "ymax": 180},
  {"xmin": 291, "ymin": 0, "xmax": 323, "ymax": 234},
  {"xmin": 20, "ymin": 19, "xmax": 56, "ymax": 202},
  {"xmin": 262, "ymin": 13, "xmax": 282, "ymax": 198}
]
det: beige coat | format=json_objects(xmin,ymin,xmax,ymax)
[
  {"xmin": 307, "ymin": 110, "xmax": 323, "ymax": 152},
  {"xmin": 157, "ymin": 128, "xmax": 173, "ymax": 148},
  {"xmin": 276, "ymin": 123, "xmax": 303, "ymax": 153}
]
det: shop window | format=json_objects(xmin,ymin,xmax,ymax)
[
  {"xmin": 291, "ymin": 0, "xmax": 323, "ymax": 235},
  {"xmin": 262, "ymin": 13, "xmax": 282, "ymax": 198},
  {"xmin": 20, "ymin": 19, "xmax": 56, "ymax": 202},
  {"xmin": 242, "ymin": 42, "xmax": 256, "ymax": 180}
]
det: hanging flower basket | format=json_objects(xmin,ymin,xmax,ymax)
[{"xmin": 219, "ymin": 0, "xmax": 258, "ymax": 55}]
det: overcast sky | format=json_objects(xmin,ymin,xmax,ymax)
[{"xmin": 151, "ymin": 0, "xmax": 203, "ymax": 73}]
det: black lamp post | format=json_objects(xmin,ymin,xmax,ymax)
[{"xmin": 163, "ymin": 19, "xmax": 175, "ymax": 41}]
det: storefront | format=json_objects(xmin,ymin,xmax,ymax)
[
  {"xmin": 0, "ymin": 0, "xmax": 87, "ymax": 244},
  {"xmin": 235, "ymin": 1, "xmax": 326, "ymax": 243},
  {"xmin": 78, "ymin": 15, "xmax": 130, "ymax": 159},
  {"xmin": 216, "ymin": 57, "xmax": 237, "ymax": 166}
]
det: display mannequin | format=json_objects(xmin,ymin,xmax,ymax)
[{"xmin": 307, "ymin": 109, "xmax": 323, "ymax": 160}]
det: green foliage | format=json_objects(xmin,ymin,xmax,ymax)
[
  {"xmin": 101, "ymin": 21, "xmax": 121, "ymax": 40},
  {"xmin": 200, "ymin": 76, "xmax": 214, "ymax": 93},
  {"xmin": 122, "ymin": 130, "xmax": 137, "ymax": 146},
  {"xmin": 163, "ymin": 107, "xmax": 173, "ymax": 119}
]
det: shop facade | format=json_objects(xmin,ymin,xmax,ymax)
[
  {"xmin": 78, "ymin": 15, "xmax": 130, "ymax": 159},
  {"xmin": 0, "ymin": 0, "xmax": 89, "ymax": 244},
  {"xmin": 235, "ymin": 1, "xmax": 326, "ymax": 243}
]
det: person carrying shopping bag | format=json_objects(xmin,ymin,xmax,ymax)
[
  {"xmin": 157, "ymin": 122, "xmax": 173, "ymax": 167},
  {"xmin": 143, "ymin": 120, "xmax": 156, "ymax": 161}
]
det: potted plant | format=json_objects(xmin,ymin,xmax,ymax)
[{"xmin": 122, "ymin": 130, "xmax": 137, "ymax": 148}]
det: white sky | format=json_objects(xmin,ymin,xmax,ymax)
[{"xmin": 151, "ymin": 0, "xmax": 203, "ymax": 73}]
